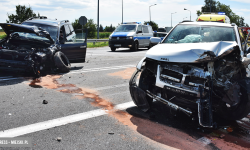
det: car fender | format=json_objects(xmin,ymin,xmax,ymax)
[{"xmin": 136, "ymin": 57, "xmax": 146, "ymax": 70}]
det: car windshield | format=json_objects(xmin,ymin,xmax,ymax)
[
  {"xmin": 163, "ymin": 24, "xmax": 236, "ymax": 44},
  {"xmin": 22, "ymin": 23, "xmax": 58, "ymax": 41},
  {"xmin": 13, "ymin": 32, "xmax": 51, "ymax": 42},
  {"xmin": 114, "ymin": 25, "xmax": 137, "ymax": 32}
]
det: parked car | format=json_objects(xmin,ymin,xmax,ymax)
[
  {"xmin": 109, "ymin": 22, "xmax": 153, "ymax": 51},
  {"xmin": 0, "ymin": 17, "xmax": 87, "ymax": 76},
  {"xmin": 157, "ymin": 27, "xmax": 172, "ymax": 33},
  {"xmin": 149, "ymin": 32, "xmax": 168, "ymax": 48},
  {"xmin": 129, "ymin": 21, "xmax": 250, "ymax": 128}
]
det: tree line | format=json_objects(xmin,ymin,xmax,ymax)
[{"xmin": 4, "ymin": 2, "xmax": 250, "ymax": 38}]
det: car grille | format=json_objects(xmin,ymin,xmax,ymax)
[
  {"xmin": 111, "ymin": 37, "xmax": 126, "ymax": 40},
  {"xmin": 159, "ymin": 63, "xmax": 210, "ymax": 97}
]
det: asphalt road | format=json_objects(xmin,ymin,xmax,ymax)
[{"xmin": 0, "ymin": 47, "xmax": 250, "ymax": 150}]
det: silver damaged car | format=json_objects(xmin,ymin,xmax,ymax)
[{"xmin": 129, "ymin": 21, "xmax": 250, "ymax": 128}]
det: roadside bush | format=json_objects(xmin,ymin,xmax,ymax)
[
  {"xmin": 0, "ymin": 34, "xmax": 7, "ymax": 39},
  {"xmin": 97, "ymin": 32, "xmax": 111, "ymax": 39}
]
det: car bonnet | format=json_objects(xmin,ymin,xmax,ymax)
[
  {"xmin": 0, "ymin": 23, "xmax": 54, "ymax": 44},
  {"xmin": 146, "ymin": 41, "xmax": 239, "ymax": 63}
]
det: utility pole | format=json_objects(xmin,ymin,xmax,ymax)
[
  {"xmin": 97, "ymin": 0, "xmax": 99, "ymax": 39},
  {"xmin": 184, "ymin": 8, "xmax": 191, "ymax": 21},
  {"xmin": 210, "ymin": 0, "xmax": 211, "ymax": 13},
  {"xmin": 122, "ymin": 0, "xmax": 123, "ymax": 24},
  {"xmin": 149, "ymin": 4, "xmax": 157, "ymax": 22},
  {"xmin": 171, "ymin": 12, "xmax": 176, "ymax": 27}
]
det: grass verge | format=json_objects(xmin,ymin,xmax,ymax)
[
  {"xmin": 0, "ymin": 32, "xmax": 6, "ymax": 39},
  {"xmin": 87, "ymin": 42, "xmax": 109, "ymax": 48}
]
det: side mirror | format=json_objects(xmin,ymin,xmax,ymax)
[{"xmin": 152, "ymin": 38, "xmax": 161, "ymax": 44}]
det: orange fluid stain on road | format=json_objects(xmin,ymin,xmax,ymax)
[
  {"xmin": 29, "ymin": 75, "xmax": 114, "ymax": 111},
  {"xmin": 108, "ymin": 67, "xmax": 136, "ymax": 79},
  {"xmin": 28, "ymin": 75, "xmax": 250, "ymax": 150}
]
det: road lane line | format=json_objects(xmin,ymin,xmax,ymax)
[
  {"xmin": 0, "ymin": 101, "xmax": 135, "ymax": 137},
  {"xmin": 68, "ymin": 65, "xmax": 134, "ymax": 74}
]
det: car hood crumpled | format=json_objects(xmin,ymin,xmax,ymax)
[
  {"xmin": 0, "ymin": 23, "xmax": 54, "ymax": 43},
  {"xmin": 146, "ymin": 41, "xmax": 239, "ymax": 63}
]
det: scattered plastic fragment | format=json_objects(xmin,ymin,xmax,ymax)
[
  {"xmin": 43, "ymin": 100, "xmax": 48, "ymax": 104},
  {"xmin": 8, "ymin": 113, "xmax": 11, "ymax": 116},
  {"xmin": 56, "ymin": 137, "xmax": 62, "ymax": 142},
  {"xmin": 108, "ymin": 133, "xmax": 114, "ymax": 135},
  {"xmin": 227, "ymin": 127, "xmax": 233, "ymax": 132}
]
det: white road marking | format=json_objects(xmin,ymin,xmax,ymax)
[
  {"xmin": 93, "ymin": 83, "xmax": 128, "ymax": 91},
  {"xmin": 67, "ymin": 65, "xmax": 135, "ymax": 74},
  {"xmin": 0, "ymin": 101, "xmax": 135, "ymax": 137},
  {"xmin": 197, "ymin": 137, "xmax": 211, "ymax": 146}
]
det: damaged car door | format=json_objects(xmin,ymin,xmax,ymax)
[{"xmin": 60, "ymin": 24, "xmax": 87, "ymax": 62}]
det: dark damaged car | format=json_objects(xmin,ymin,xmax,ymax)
[
  {"xmin": 129, "ymin": 21, "xmax": 250, "ymax": 127},
  {"xmin": 0, "ymin": 17, "xmax": 87, "ymax": 76}
]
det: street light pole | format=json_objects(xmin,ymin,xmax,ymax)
[
  {"xmin": 149, "ymin": 4, "xmax": 156, "ymax": 22},
  {"xmin": 184, "ymin": 8, "xmax": 191, "ymax": 21},
  {"xmin": 171, "ymin": 12, "xmax": 176, "ymax": 27},
  {"xmin": 97, "ymin": 0, "xmax": 99, "ymax": 39},
  {"xmin": 122, "ymin": 0, "xmax": 123, "ymax": 24}
]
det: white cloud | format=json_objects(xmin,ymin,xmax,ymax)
[{"xmin": 230, "ymin": 0, "xmax": 250, "ymax": 3}]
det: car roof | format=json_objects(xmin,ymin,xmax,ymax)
[
  {"xmin": 179, "ymin": 21, "xmax": 234, "ymax": 27},
  {"xmin": 22, "ymin": 19, "xmax": 71, "ymax": 27}
]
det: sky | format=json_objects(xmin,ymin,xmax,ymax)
[{"xmin": 0, "ymin": 0, "xmax": 249, "ymax": 28}]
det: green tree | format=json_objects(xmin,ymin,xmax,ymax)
[
  {"xmin": 72, "ymin": 18, "xmax": 97, "ymax": 38},
  {"xmin": 6, "ymin": 5, "xmax": 40, "ymax": 24},
  {"xmin": 246, "ymin": 23, "xmax": 249, "ymax": 27},
  {"xmin": 144, "ymin": 21, "xmax": 158, "ymax": 31},
  {"xmin": 99, "ymin": 24, "xmax": 104, "ymax": 32},
  {"xmin": 201, "ymin": 0, "xmax": 217, "ymax": 13}
]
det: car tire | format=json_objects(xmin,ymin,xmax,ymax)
[
  {"xmin": 54, "ymin": 51, "xmax": 71, "ymax": 73},
  {"xmin": 111, "ymin": 47, "xmax": 116, "ymax": 51},
  {"xmin": 217, "ymin": 77, "xmax": 250, "ymax": 120},
  {"xmin": 130, "ymin": 41, "xmax": 138, "ymax": 51}
]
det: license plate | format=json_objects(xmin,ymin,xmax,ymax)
[
  {"xmin": 114, "ymin": 44, "xmax": 121, "ymax": 47},
  {"xmin": 164, "ymin": 86, "xmax": 197, "ymax": 97}
]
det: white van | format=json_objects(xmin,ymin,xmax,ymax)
[{"xmin": 109, "ymin": 22, "xmax": 153, "ymax": 51}]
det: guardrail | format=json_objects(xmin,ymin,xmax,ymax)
[{"xmin": 76, "ymin": 39, "xmax": 109, "ymax": 44}]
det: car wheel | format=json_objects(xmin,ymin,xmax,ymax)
[
  {"xmin": 111, "ymin": 47, "xmax": 116, "ymax": 51},
  {"xmin": 131, "ymin": 41, "xmax": 138, "ymax": 51},
  {"xmin": 54, "ymin": 51, "xmax": 71, "ymax": 73}
]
